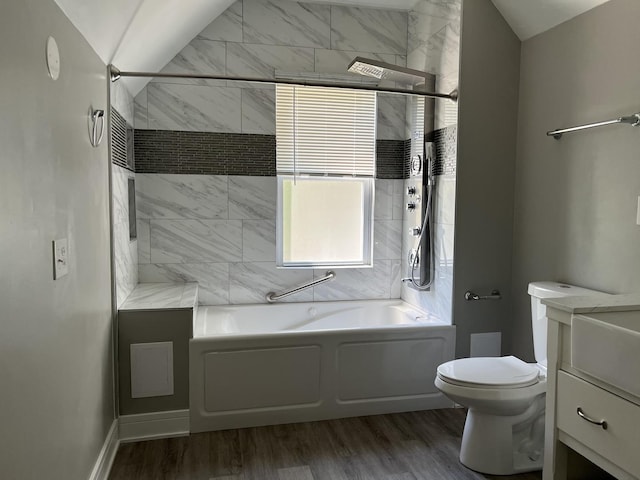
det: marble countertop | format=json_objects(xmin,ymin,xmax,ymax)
[
  {"xmin": 120, "ymin": 283, "xmax": 198, "ymax": 311},
  {"xmin": 542, "ymin": 293, "xmax": 640, "ymax": 314}
]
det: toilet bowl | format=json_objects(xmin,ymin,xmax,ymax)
[
  {"xmin": 435, "ymin": 356, "xmax": 547, "ymax": 475},
  {"xmin": 434, "ymin": 282, "xmax": 605, "ymax": 475}
]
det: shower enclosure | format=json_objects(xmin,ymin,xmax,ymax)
[
  {"xmin": 108, "ymin": 0, "xmax": 460, "ymax": 320},
  {"xmin": 106, "ymin": 0, "xmax": 461, "ymax": 438}
]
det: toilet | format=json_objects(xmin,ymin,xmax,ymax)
[{"xmin": 435, "ymin": 281, "xmax": 604, "ymax": 475}]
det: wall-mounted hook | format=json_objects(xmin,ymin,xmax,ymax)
[{"xmin": 89, "ymin": 108, "xmax": 105, "ymax": 148}]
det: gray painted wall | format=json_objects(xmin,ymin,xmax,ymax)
[
  {"xmin": 511, "ymin": 0, "xmax": 640, "ymax": 360},
  {"xmin": 0, "ymin": 0, "xmax": 114, "ymax": 478},
  {"xmin": 453, "ymin": 0, "xmax": 521, "ymax": 358}
]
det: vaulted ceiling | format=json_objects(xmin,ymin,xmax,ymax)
[
  {"xmin": 490, "ymin": 0, "xmax": 611, "ymax": 40},
  {"xmin": 54, "ymin": 0, "xmax": 235, "ymax": 92},
  {"xmin": 53, "ymin": 0, "xmax": 612, "ymax": 95}
]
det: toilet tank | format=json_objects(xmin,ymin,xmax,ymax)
[{"xmin": 527, "ymin": 282, "xmax": 605, "ymax": 368}]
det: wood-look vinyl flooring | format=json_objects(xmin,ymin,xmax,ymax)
[{"xmin": 108, "ymin": 408, "xmax": 542, "ymax": 480}]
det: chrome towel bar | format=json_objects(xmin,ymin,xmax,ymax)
[
  {"xmin": 547, "ymin": 112, "xmax": 640, "ymax": 139},
  {"xmin": 465, "ymin": 289, "xmax": 501, "ymax": 301},
  {"xmin": 266, "ymin": 271, "xmax": 336, "ymax": 303}
]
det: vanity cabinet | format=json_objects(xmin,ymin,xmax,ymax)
[
  {"xmin": 543, "ymin": 296, "xmax": 640, "ymax": 480},
  {"xmin": 556, "ymin": 371, "xmax": 640, "ymax": 476}
]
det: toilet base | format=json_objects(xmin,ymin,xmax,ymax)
[{"xmin": 459, "ymin": 396, "xmax": 545, "ymax": 475}]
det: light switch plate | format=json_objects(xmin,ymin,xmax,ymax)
[{"xmin": 53, "ymin": 238, "xmax": 69, "ymax": 279}]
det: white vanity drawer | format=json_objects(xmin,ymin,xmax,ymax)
[{"xmin": 557, "ymin": 371, "xmax": 640, "ymax": 477}]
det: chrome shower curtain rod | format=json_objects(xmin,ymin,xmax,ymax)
[{"xmin": 109, "ymin": 66, "xmax": 458, "ymax": 101}]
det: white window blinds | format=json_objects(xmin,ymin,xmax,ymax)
[{"xmin": 276, "ymin": 85, "xmax": 377, "ymax": 177}]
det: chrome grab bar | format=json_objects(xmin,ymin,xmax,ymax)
[
  {"xmin": 465, "ymin": 289, "xmax": 501, "ymax": 301},
  {"xmin": 266, "ymin": 271, "xmax": 336, "ymax": 303}
]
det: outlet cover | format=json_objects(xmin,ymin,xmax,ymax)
[{"xmin": 52, "ymin": 238, "xmax": 69, "ymax": 280}]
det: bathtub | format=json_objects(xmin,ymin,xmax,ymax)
[{"xmin": 189, "ymin": 299, "xmax": 455, "ymax": 433}]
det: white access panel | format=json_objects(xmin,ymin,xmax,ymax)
[
  {"xmin": 202, "ymin": 346, "xmax": 321, "ymax": 412},
  {"xmin": 130, "ymin": 342, "xmax": 174, "ymax": 398},
  {"xmin": 470, "ymin": 332, "xmax": 502, "ymax": 357},
  {"xmin": 337, "ymin": 338, "xmax": 444, "ymax": 400}
]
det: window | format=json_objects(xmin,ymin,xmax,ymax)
[{"xmin": 276, "ymin": 85, "xmax": 377, "ymax": 268}]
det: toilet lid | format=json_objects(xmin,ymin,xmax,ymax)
[{"xmin": 437, "ymin": 356, "xmax": 541, "ymax": 389}]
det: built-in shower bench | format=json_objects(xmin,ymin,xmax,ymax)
[{"xmin": 117, "ymin": 283, "xmax": 198, "ymax": 442}]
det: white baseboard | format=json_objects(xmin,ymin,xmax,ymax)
[
  {"xmin": 119, "ymin": 409, "xmax": 190, "ymax": 443},
  {"xmin": 88, "ymin": 419, "xmax": 120, "ymax": 480}
]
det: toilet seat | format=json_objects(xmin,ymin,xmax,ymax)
[{"xmin": 437, "ymin": 356, "xmax": 541, "ymax": 389}]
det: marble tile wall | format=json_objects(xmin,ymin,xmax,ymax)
[
  {"xmin": 407, "ymin": 0, "xmax": 461, "ymax": 130},
  {"xmin": 113, "ymin": 164, "xmax": 138, "ymax": 307},
  {"xmin": 111, "ymin": 83, "xmax": 139, "ymax": 308},
  {"xmin": 136, "ymin": 174, "xmax": 403, "ymax": 304},
  {"xmin": 129, "ymin": 0, "xmax": 460, "ymax": 311},
  {"xmin": 400, "ymin": 0, "xmax": 460, "ymax": 323},
  {"xmin": 112, "ymin": 81, "xmax": 134, "ymax": 127},
  {"xmin": 133, "ymin": 0, "xmax": 409, "ymax": 141}
]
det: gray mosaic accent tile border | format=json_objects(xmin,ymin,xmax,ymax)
[
  {"xmin": 111, "ymin": 108, "xmax": 134, "ymax": 171},
  {"xmin": 134, "ymin": 130, "xmax": 275, "ymax": 176},
  {"xmin": 402, "ymin": 138, "xmax": 412, "ymax": 179},
  {"xmin": 403, "ymin": 125, "xmax": 457, "ymax": 179},
  {"xmin": 431, "ymin": 124, "xmax": 457, "ymax": 176},
  {"xmin": 133, "ymin": 130, "xmax": 406, "ymax": 179},
  {"xmin": 376, "ymin": 140, "xmax": 407, "ymax": 179},
  {"xmin": 132, "ymin": 126, "xmax": 453, "ymax": 179}
]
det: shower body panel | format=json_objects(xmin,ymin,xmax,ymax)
[{"xmin": 406, "ymin": 74, "xmax": 436, "ymax": 288}]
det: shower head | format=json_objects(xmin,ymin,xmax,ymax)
[{"xmin": 348, "ymin": 57, "xmax": 430, "ymax": 86}]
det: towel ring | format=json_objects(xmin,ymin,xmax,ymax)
[{"xmin": 89, "ymin": 108, "xmax": 105, "ymax": 147}]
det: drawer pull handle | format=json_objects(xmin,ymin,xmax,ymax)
[{"xmin": 577, "ymin": 407, "xmax": 608, "ymax": 430}]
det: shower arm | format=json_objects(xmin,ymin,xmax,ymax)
[{"xmin": 109, "ymin": 66, "xmax": 458, "ymax": 101}]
